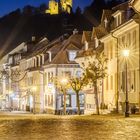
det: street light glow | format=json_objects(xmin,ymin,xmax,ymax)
[
  {"xmin": 31, "ymin": 86, "xmax": 37, "ymax": 92},
  {"xmin": 122, "ymin": 49, "xmax": 130, "ymax": 57},
  {"xmin": 61, "ymin": 78, "xmax": 68, "ymax": 85}
]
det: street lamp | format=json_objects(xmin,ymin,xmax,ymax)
[
  {"xmin": 122, "ymin": 49, "xmax": 130, "ymax": 117},
  {"xmin": 60, "ymin": 78, "xmax": 68, "ymax": 115},
  {"xmin": 61, "ymin": 78, "xmax": 68, "ymax": 85}
]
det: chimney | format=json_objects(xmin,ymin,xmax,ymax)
[
  {"xmin": 32, "ymin": 36, "xmax": 36, "ymax": 42},
  {"xmin": 73, "ymin": 29, "xmax": 78, "ymax": 35}
]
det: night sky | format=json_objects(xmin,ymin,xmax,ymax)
[{"xmin": 0, "ymin": 0, "xmax": 93, "ymax": 17}]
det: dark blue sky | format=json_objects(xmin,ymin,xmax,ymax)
[{"xmin": 0, "ymin": 0, "xmax": 93, "ymax": 17}]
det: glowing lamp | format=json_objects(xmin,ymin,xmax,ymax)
[{"xmin": 122, "ymin": 49, "xmax": 130, "ymax": 57}]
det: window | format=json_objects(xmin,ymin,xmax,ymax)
[
  {"xmin": 44, "ymin": 73, "xmax": 47, "ymax": 85},
  {"xmin": 79, "ymin": 94, "xmax": 84, "ymax": 107},
  {"xmin": 110, "ymin": 45, "xmax": 113, "ymax": 60},
  {"xmin": 61, "ymin": 94, "xmax": 71, "ymax": 107},
  {"xmin": 62, "ymin": 71, "xmax": 71, "ymax": 78},
  {"xmin": 121, "ymin": 70, "xmax": 135, "ymax": 92},
  {"xmin": 45, "ymin": 95, "xmax": 47, "ymax": 106},
  {"xmin": 85, "ymin": 41, "xmax": 88, "ymax": 50},
  {"xmin": 115, "ymin": 13, "xmax": 122, "ymax": 27},
  {"xmin": 69, "ymin": 51, "xmax": 77, "ymax": 61},
  {"xmin": 48, "ymin": 72, "xmax": 53, "ymax": 83},
  {"xmin": 28, "ymin": 77, "xmax": 33, "ymax": 86},
  {"xmin": 122, "ymin": 35, "xmax": 126, "ymax": 45},
  {"xmin": 122, "ymin": 72, "xmax": 126, "ymax": 92},
  {"xmin": 127, "ymin": 32, "xmax": 131, "ymax": 46},
  {"xmin": 36, "ymin": 57, "xmax": 39, "ymax": 67},
  {"xmin": 110, "ymin": 75, "xmax": 113, "ymax": 90},
  {"xmin": 106, "ymin": 77, "xmax": 108, "ymax": 90},
  {"xmin": 48, "ymin": 95, "xmax": 53, "ymax": 107},
  {"xmin": 95, "ymin": 38, "xmax": 99, "ymax": 48},
  {"xmin": 104, "ymin": 18, "xmax": 108, "ymax": 28},
  {"xmin": 76, "ymin": 71, "xmax": 82, "ymax": 78},
  {"xmin": 133, "ymin": 30, "xmax": 136, "ymax": 49},
  {"xmin": 86, "ymin": 104, "xmax": 94, "ymax": 109},
  {"xmin": 66, "ymin": 95, "xmax": 71, "ymax": 107},
  {"xmin": 128, "ymin": 70, "xmax": 135, "ymax": 92},
  {"xmin": 8, "ymin": 56, "xmax": 13, "ymax": 65}
]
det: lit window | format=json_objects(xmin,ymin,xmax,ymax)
[
  {"xmin": 69, "ymin": 51, "xmax": 77, "ymax": 61},
  {"xmin": 76, "ymin": 71, "xmax": 82, "ymax": 77},
  {"xmin": 106, "ymin": 77, "xmax": 108, "ymax": 90},
  {"xmin": 115, "ymin": 13, "xmax": 122, "ymax": 27},
  {"xmin": 133, "ymin": 30, "xmax": 136, "ymax": 49},
  {"xmin": 110, "ymin": 75, "xmax": 113, "ymax": 90},
  {"xmin": 61, "ymin": 95, "xmax": 71, "ymax": 107},
  {"xmin": 95, "ymin": 38, "xmax": 99, "ymax": 48},
  {"xmin": 62, "ymin": 71, "xmax": 71, "ymax": 78},
  {"xmin": 110, "ymin": 45, "xmax": 113, "ymax": 60},
  {"xmin": 79, "ymin": 94, "xmax": 84, "ymax": 107}
]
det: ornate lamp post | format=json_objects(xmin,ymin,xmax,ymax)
[{"xmin": 122, "ymin": 49, "xmax": 130, "ymax": 117}]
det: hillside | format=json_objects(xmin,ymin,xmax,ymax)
[
  {"xmin": 0, "ymin": 0, "xmax": 128, "ymax": 58},
  {"xmin": 0, "ymin": 9, "xmax": 93, "ymax": 58}
]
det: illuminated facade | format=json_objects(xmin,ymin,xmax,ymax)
[
  {"xmin": 46, "ymin": 0, "xmax": 72, "ymax": 15},
  {"xmin": 60, "ymin": 0, "xmax": 73, "ymax": 14},
  {"xmin": 46, "ymin": 0, "xmax": 59, "ymax": 15},
  {"xmin": 130, "ymin": 0, "xmax": 140, "ymax": 13},
  {"xmin": 0, "ymin": 33, "xmax": 84, "ymax": 114},
  {"xmin": 100, "ymin": 2, "xmax": 140, "ymax": 113},
  {"xmin": 43, "ymin": 33, "xmax": 84, "ymax": 114},
  {"xmin": 76, "ymin": 2, "xmax": 140, "ymax": 114}
]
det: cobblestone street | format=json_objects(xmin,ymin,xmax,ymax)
[{"xmin": 0, "ymin": 112, "xmax": 140, "ymax": 140}]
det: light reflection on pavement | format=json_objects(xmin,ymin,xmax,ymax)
[{"xmin": 0, "ymin": 112, "xmax": 140, "ymax": 140}]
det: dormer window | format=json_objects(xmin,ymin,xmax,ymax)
[
  {"xmin": 104, "ymin": 18, "xmax": 108, "ymax": 28},
  {"xmin": 69, "ymin": 51, "xmax": 77, "ymax": 61},
  {"xmin": 113, "ymin": 11, "xmax": 122, "ymax": 27},
  {"xmin": 85, "ymin": 41, "xmax": 88, "ymax": 51},
  {"xmin": 95, "ymin": 38, "xmax": 99, "ymax": 48},
  {"xmin": 8, "ymin": 55, "xmax": 13, "ymax": 65},
  {"xmin": 115, "ymin": 13, "xmax": 122, "ymax": 27}
]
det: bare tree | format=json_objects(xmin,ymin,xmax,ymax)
[
  {"xmin": 69, "ymin": 77, "xmax": 87, "ymax": 115},
  {"xmin": 83, "ymin": 51, "xmax": 107, "ymax": 115}
]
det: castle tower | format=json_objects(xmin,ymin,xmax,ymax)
[
  {"xmin": 46, "ymin": 0, "xmax": 59, "ymax": 15},
  {"xmin": 60, "ymin": 0, "xmax": 73, "ymax": 14}
]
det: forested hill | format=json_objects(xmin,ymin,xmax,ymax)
[{"xmin": 0, "ymin": 0, "xmax": 128, "ymax": 58}]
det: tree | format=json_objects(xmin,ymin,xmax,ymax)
[
  {"xmin": 69, "ymin": 77, "xmax": 87, "ymax": 115},
  {"xmin": 75, "ymin": 6, "xmax": 82, "ymax": 15},
  {"xmin": 39, "ymin": 3, "xmax": 47, "ymax": 13},
  {"xmin": 54, "ymin": 77, "xmax": 70, "ymax": 115},
  {"xmin": 83, "ymin": 51, "xmax": 107, "ymax": 115},
  {"xmin": 23, "ymin": 5, "xmax": 35, "ymax": 15}
]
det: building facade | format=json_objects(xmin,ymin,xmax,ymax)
[
  {"xmin": 76, "ymin": 1, "xmax": 140, "ymax": 114},
  {"xmin": 46, "ymin": 0, "xmax": 72, "ymax": 15},
  {"xmin": 0, "ymin": 33, "xmax": 85, "ymax": 114},
  {"xmin": 43, "ymin": 33, "xmax": 84, "ymax": 114}
]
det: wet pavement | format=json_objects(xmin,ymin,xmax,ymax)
[{"xmin": 0, "ymin": 113, "xmax": 140, "ymax": 140}]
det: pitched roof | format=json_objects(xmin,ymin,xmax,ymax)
[
  {"xmin": 93, "ymin": 25, "xmax": 108, "ymax": 39},
  {"xmin": 112, "ymin": 2, "xmax": 129, "ymax": 11},
  {"xmin": 101, "ymin": 10, "xmax": 112, "ymax": 23},
  {"xmin": 81, "ymin": 31, "xmax": 92, "ymax": 44},
  {"xmin": 44, "ymin": 33, "xmax": 82, "ymax": 65}
]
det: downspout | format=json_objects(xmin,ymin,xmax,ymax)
[
  {"xmin": 55, "ymin": 64, "xmax": 58, "ymax": 114},
  {"xmin": 129, "ymin": 2, "xmax": 140, "ymax": 113},
  {"xmin": 111, "ymin": 33, "xmax": 119, "ymax": 113}
]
